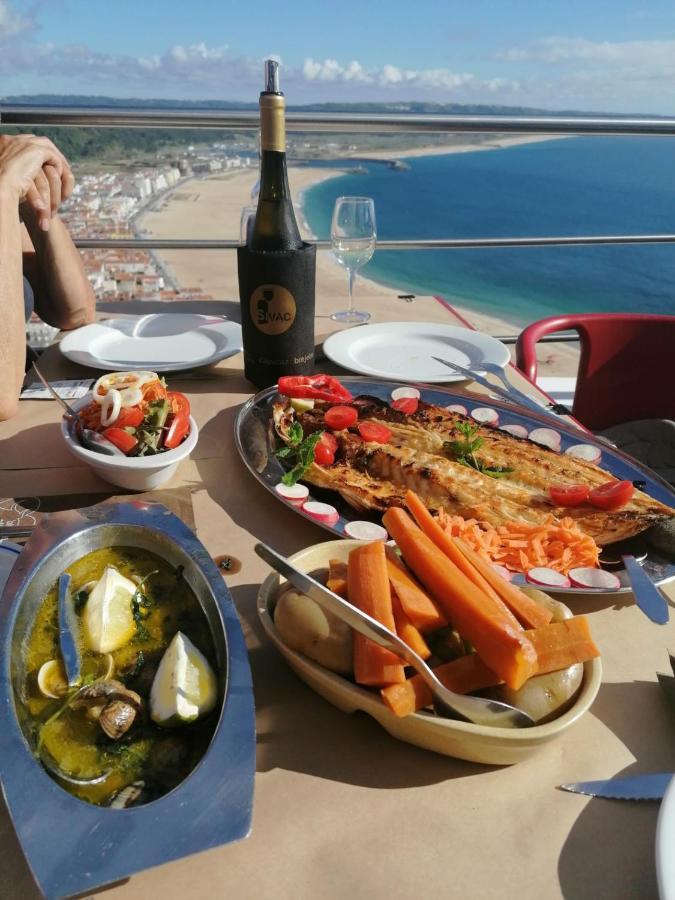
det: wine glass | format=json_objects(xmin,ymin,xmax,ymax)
[{"xmin": 330, "ymin": 196, "xmax": 376, "ymax": 323}]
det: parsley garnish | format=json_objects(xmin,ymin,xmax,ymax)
[
  {"xmin": 275, "ymin": 424, "xmax": 323, "ymax": 486},
  {"xmin": 444, "ymin": 422, "xmax": 514, "ymax": 479}
]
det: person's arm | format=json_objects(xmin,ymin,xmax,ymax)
[
  {"xmin": 21, "ymin": 202, "xmax": 95, "ymax": 330},
  {"xmin": 0, "ymin": 183, "xmax": 26, "ymax": 420}
]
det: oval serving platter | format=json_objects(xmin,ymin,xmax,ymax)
[{"xmin": 234, "ymin": 376, "xmax": 675, "ymax": 596}]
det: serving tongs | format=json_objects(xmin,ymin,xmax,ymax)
[
  {"xmin": 255, "ymin": 542, "xmax": 535, "ymax": 729},
  {"xmin": 432, "ymin": 355, "xmax": 574, "ymax": 424}
]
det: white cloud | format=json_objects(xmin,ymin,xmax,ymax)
[
  {"xmin": 0, "ymin": 0, "xmax": 33, "ymax": 38},
  {"xmin": 500, "ymin": 36, "xmax": 675, "ymax": 70}
]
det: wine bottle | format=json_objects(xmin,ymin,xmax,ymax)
[
  {"xmin": 237, "ymin": 60, "xmax": 316, "ymax": 389},
  {"xmin": 250, "ymin": 61, "xmax": 302, "ymax": 251}
]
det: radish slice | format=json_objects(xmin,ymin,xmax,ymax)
[
  {"xmin": 275, "ymin": 483, "xmax": 309, "ymax": 505},
  {"xmin": 391, "ymin": 386, "xmax": 421, "ymax": 401},
  {"xmin": 302, "ymin": 501, "xmax": 339, "ymax": 524},
  {"xmin": 100, "ymin": 389, "xmax": 121, "ymax": 426},
  {"xmin": 492, "ymin": 564, "xmax": 513, "ymax": 582},
  {"xmin": 565, "ymin": 443, "xmax": 602, "ymax": 464},
  {"xmin": 529, "ymin": 428, "xmax": 561, "ymax": 451},
  {"xmin": 446, "ymin": 403, "xmax": 467, "ymax": 415},
  {"xmin": 344, "ymin": 521, "xmax": 388, "ymax": 541},
  {"xmin": 471, "ymin": 407, "xmax": 499, "ymax": 426},
  {"xmin": 568, "ymin": 567, "xmax": 621, "ymax": 590},
  {"xmin": 526, "ymin": 567, "xmax": 572, "ymax": 588},
  {"xmin": 500, "ymin": 423, "xmax": 528, "ymax": 439}
]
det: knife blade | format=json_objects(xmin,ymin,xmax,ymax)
[
  {"xmin": 622, "ymin": 553, "xmax": 669, "ymax": 625},
  {"xmin": 58, "ymin": 573, "xmax": 81, "ymax": 687},
  {"xmin": 559, "ymin": 773, "xmax": 673, "ymax": 800}
]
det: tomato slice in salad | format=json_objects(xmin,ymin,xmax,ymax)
[
  {"xmin": 102, "ymin": 427, "xmax": 138, "ymax": 454},
  {"xmin": 164, "ymin": 413, "xmax": 190, "ymax": 450},
  {"xmin": 357, "ymin": 422, "xmax": 393, "ymax": 444},
  {"xmin": 588, "ymin": 479, "xmax": 635, "ymax": 510},
  {"xmin": 114, "ymin": 406, "xmax": 144, "ymax": 428},
  {"xmin": 391, "ymin": 397, "xmax": 419, "ymax": 415},
  {"xmin": 277, "ymin": 374, "xmax": 353, "ymax": 404},
  {"xmin": 324, "ymin": 405, "xmax": 358, "ymax": 430},
  {"xmin": 548, "ymin": 484, "xmax": 590, "ymax": 507},
  {"xmin": 168, "ymin": 391, "xmax": 191, "ymax": 418},
  {"xmin": 314, "ymin": 441, "xmax": 335, "ymax": 466}
]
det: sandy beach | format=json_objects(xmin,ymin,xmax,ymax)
[{"xmin": 139, "ymin": 137, "xmax": 579, "ymax": 375}]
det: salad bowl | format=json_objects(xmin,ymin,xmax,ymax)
[
  {"xmin": 60, "ymin": 393, "xmax": 198, "ymax": 490},
  {"xmin": 258, "ymin": 539, "xmax": 603, "ymax": 766}
]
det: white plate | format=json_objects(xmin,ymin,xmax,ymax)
[
  {"xmin": 657, "ymin": 774, "xmax": 675, "ymax": 899},
  {"xmin": 323, "ymin": 322, "xmax": 510, "ymax": 383},
  {"xmin": 60, "ymin": 314, "xmax": 243, "ymax": 372}
]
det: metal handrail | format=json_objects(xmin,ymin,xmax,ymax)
[
  {"xmin": 3, "ymin": 106, "xmax": 675, "ymax": 135},
  {"xmin": 74, "ymin": 235, "xmax": 675, "ymax": 250}
]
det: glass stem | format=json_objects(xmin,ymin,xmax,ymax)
[{"xmin": 348, "ymin": 268, "xmax": 356, "ymax": 313}]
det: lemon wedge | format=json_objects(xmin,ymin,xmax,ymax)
[
  {"xmin": 83, "ymin": 566, "xmax": 137, "ymax": 653},
  {"xmin": 150, "ymin": 631, "xmax": 217, "ymax": 727}
]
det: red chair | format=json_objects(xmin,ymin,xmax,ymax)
[{"xmin": 515, "ymin": 313, "xmax": 675, "ymax": 431}]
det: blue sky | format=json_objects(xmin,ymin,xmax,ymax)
[{"xmin": 2, "ymin": 0, "xmax": 675, "ymax": 112}]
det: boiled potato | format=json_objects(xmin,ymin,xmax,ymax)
[
  {"xmin": 488, "ymin": 586, "xmax": 584, "ymax": 723},
  {"xmin": 274, "ymin": 588, "xmax": 353, "ymax": 676}
]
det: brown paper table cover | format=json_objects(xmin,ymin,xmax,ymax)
[{"xmin": 0, "ymin": 304, "xmax": 673, "ymax": 900}]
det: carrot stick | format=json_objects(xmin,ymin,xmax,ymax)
[
  {"xmin": 404, "ymin": 490, "xmax": 522, "ymax": 631},
  {"xmin": 383, "ymin": 507, "xmax": 537, "ymax": 690},
  {"xmin": 327, "ymin": 558, "xmax": 348, "ymax": 599},
  {"xmin": 385, "ymin": 550, "xmax": 447, "ymax": 632},
  {"xmin": 391, "ymin": 590, "xmax": 432, "ymax": 659},
  {"xmin": 348, "ymin": 542, "xmax": 406, "ymax": 686},
  {"xmin": 453, "ymin": 538, "xmax": 553, "ymax": 629},
  {"xmin": 381, "ymin": 615, "xmax": 600, "ymax": 717}
]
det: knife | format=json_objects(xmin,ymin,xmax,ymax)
[
  {"xmin": 58, "ymin": 573, "xmax": 81, "ymax": 687},
  {"xmin": 622, "ymin": 553, "xmax": 670, "ymax": 625},
  {"xmin": 559, "ymin": 773, "xmax": 673, "ymax": 800}
]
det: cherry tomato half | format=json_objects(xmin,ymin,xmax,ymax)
[
  {"xmin": 548, "ymin": 484, "xmax": 591, "ymax": 507},
  {"xmin": 102, "ymin": 427, "xmax": 138, "ymax": 454},
  {"xmin": 164, "ymin": 413, "xmax": 190, "ymax": 450},
  {"xmin": 168, "ymin": 391, "xmax": 191, "ymax": 418},
  {"xmin": 391, "ymin": 397, "xmax": 419, "ymax": 415},
  {"xmin": 324, "ymin": 405, "xmax": 358, "ymax": 431},
  {"xmin": 588, "ymin": 479, "xmax": 635, "ymax": 511},
  {"xmin": 357, "ymin": 422, "xmax": 393, "ymax": 444},
  {"xmin": 114, "ymin": 405, "xmax": 144, "ymax": 428},
  {"xmin": 313, "ymin": 442, "xmax": 335, "ymax": 466}
]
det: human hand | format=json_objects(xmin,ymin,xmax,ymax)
[{"xmin": 0, "ymin": 134, "xmax": 75, "ymax": 229}]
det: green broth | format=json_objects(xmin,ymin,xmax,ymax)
[{"xmin": 22, "ymin": 546, "xmax": 218, "ymax": 807}]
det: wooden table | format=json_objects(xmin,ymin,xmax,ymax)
[{"xmin": 1, "ymin": 300, "xmax": 674, "ymax": 900}]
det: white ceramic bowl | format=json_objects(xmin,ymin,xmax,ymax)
[
  {"xmin": 60, "ymin": 394, "xmax": 198, "ymax": 491},
  {"xmin": 257, "ymin": 539, "xmax": 603, "ymax": 765}
]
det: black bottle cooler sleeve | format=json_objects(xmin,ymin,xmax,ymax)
[{"xmin": 237, "ymin": 241, "xmax": 316, "ymax": 388}]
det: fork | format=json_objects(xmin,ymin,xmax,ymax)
[{"xmin": 432, "ymin": 356, "xmax": 555, "ymax": 418}]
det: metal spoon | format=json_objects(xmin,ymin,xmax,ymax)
[
  {"xmin": 255, "ymin": 542, "xmax": 535, "ymax": 729},
  {"xmin": 39, "ymin": 747, "xmax": 111, "ymax": 787},
  {"xmin": 599, "ymin": 539, "xmax": 669, "ymax": 624},
  {"xmin": 57, "ymin": 573, "xmax": 81, "ymax": 687},
  {"xmin": 29, "ymin": 361, "xmax": 124, "ymax": 456}
]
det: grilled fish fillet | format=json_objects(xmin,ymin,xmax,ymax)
[{"xmin": 273, "ymin": 395, "xmax": 674, "ymax": 546}]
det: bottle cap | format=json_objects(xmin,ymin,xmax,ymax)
[{"xmin": 264, "ymin": 59, "xmax": 280, "ymax": 94}]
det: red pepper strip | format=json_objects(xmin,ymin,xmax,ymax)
[{"xmin": 277, "ymin": 374, "xmax": 353, "ymax": 404}]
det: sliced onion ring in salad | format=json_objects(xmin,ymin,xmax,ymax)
[
  {"xmin": 100, "ymin": 389, "xmax": 121, "ymax": 426},
  {"xmin": 117, "ymin": 385, "xmax": 144, "ymax": 408},
  {"xmin": 93, "ymin": 371, "xmax": 158, "ymax": 404}
]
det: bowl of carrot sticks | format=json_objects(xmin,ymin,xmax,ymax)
[{"xmin": 257, "ymin": 500, "xmax": 602, "ymax": 765}]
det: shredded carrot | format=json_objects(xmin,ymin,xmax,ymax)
[{"xmin": 437, "ymin": 511, "xmax": 600, "ymax": 575}]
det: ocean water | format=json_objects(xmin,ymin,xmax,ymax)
[{"xmin": 301, "ymin": 137, "xmax": 675, "ymax": 326}]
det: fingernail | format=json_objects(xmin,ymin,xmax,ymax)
[{"xmin": 40, "ymin": 217, "xmax": 50, "ymax": 231}]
